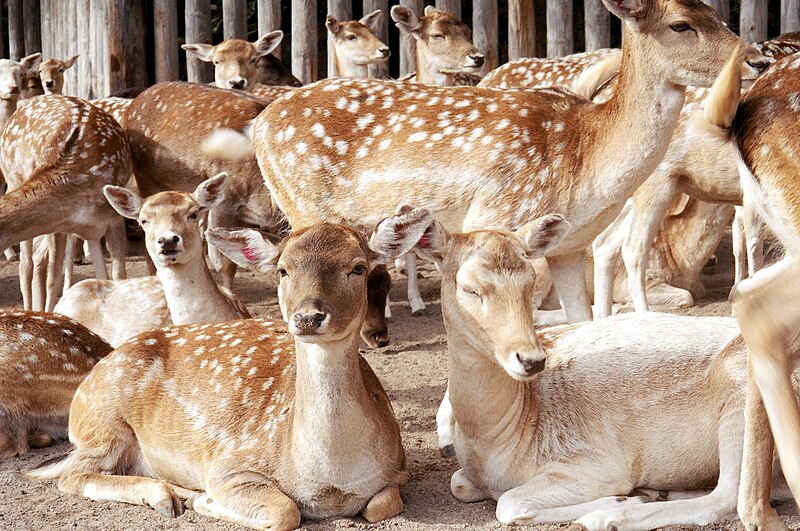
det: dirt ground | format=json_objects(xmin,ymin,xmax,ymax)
[{"xmin": 0, "ymin": 234, "xmax": 798, "ymax": 531}]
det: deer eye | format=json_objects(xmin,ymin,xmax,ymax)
[
  {"xmin": 188, "ymin": 212, "xmax": 198, "ymax": 220},
  {"xmin": 669, "ymin": 23, "xmax": 692, "ymax": 33},
  {"xmin": 139, "ymin": 219, "xmax": 148, "ymax": 226},
  {"xmin": 431, "ymin": 34, "xmax": 445, "ymax": 40},
  {"xmin": 350, "ymin": 264, "xmax": 367, "ymax": 276},
  {"xmin": 278, "ymin": 268, "xmax": 288, "ymax": 278},
  {"xmin": 459, "ymin": 285, "xmax": 481, "ymax": 299},
  {"xmin": 346, "ymin": 34, "xmax": 358, "ymax": 41}
]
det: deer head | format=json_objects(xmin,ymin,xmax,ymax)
[
  {"xmin": 0, "ymin": 53, "xmax": 41, "ymax": 100},
  {"xmin": 327, "ymin": 10, "xmax": 391, "ymax": 77},
  {"xmin": 38, "ymin": 55, "xmax": 79, "ymax": 95}
]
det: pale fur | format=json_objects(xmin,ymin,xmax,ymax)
[{"xmin": 327, "ymin": 10, "xmax": 390, "ymax": 79}]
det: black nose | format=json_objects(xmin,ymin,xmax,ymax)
[
  {"xmin": 293, "ymin": 311, "xmax": 328, "ymax": 332},
  {"xmin": 8, "ymin": 86, "xmax": 18, "ymax": 94},
  {"xmin": 516, "ymin": 353, "xmax": 545, "ymax": 376},
  {"xmin": 158, "ymin": 235, "xmax": 180, "ymax": 251},
  {"xmin": 229, "ymin": 79, "xmax": 246, "ymax": 90},
  {"xmin": 470, "ymin": 54, "xmax": 485, "ymax": 67},
  {"xmin": 380, "ymin": 48, "xmax": 390, "ymax": 57},
  {"xmin": 747, "ymin": 59, "xmax": 770, "ymax": 73},
  {"xmin": 44, "ymin": 80, "xmax": 54, "ymax": 87}
]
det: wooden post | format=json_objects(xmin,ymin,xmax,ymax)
[
  {"xmin": 186, "ymin": 0, "xmax": 213, "ymax": 83},
  {"xmin": 223, "ymin": 0, "xmax": 248, "ymax": 40},
  {"xmin": 508, "ymin": 0, "xmax": 535, "ymax": 60},
  {"xmin": 65, "ymin": 0, "xmax": 78, "ymax": 93},
  {"xmin": 154, "ymin": 0, "xmax": 179, "ymax": 82},
  {"xmin": 740, "ymin": 0, "xmax": 767, "ymax": 43},
  {"xmin": 107, "ymin": 1, "xmax": 126, "ymax": 94},
  {"xmin": 327, "ymin": 0, "xmax": 351, "ymax": 78},
  {"xmin": 399, "ymin": 0, "xmax": 423, "ymax": 76},
  {"xmin": 435, "ymin": 0, "xmax": 460, "ymax": 18},
  {"xmin": 783, "ymin": 0, "xmax": 800, "ymax": 33},
  {"xmin": 363, "ymin": 0, "xmax": 389, "ymax": 78},
  {"xmin": 292, "ymin": 0, "xmax": 318, "ymax": 84},
  {"xmin": 703, "ymin": 0, "xmax": 730, "ymax": 23},
  {"xmin": 547, "ymin": 0, "xmax": 572, "ymax": 57},
  {"xmin": 258, "ymin": 0, "xmax": 282, "ymax": 55},
  {"xmin": 473, "ymin": 0, "xmax": 498, "ymax": 74},
  {"xmin": 23, "ymin": 0, "xmax": 42, "ymax": 55},
  {"xmin": 77, "ymin": 0, "xmax": 92, "ymax": 98},
  {"xmin": 584, "ymin": 0, "xmax": 609, "ymax": 51},
  {"xmin": 8, "ymin": 0, "xmax": 25, "ymax": 60}
]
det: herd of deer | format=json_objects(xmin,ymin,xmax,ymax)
[{"xmin": 1, "ymin": 0, "xmax": 800, "ymax": 529}]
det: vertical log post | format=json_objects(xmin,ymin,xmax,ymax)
[
  {"xmin": 107, "ymin": 1, "xmax": 126, "ymax": 95},
  {"xmin": 398, "ymin": 0, "xmax": 424, "ymax": 76},
  {"xmin": 186, "ymin": 0, "xmax": 213, "ymax": 83},
  {"xmin": 327, "ymin": 0, "xmax": 351, "ymax": 78},
  {"xmin": 258, "ymin": 0, "xmax": 282, "ymax": 55},
  {"xmin": 546, "ymin": 0, "xmax": 572, "ymax": 57},
  {"xmin": 363, "ymin": 0, "xmax": 389, "ymax": 78},
  {"xmin": 293, "ymin": 0, "xmax": 318, "ymax": 84},
  {"xmin": 154, "ymin": 0, "xmax": 179, "ymax": 82},
  {"xmin": 473, "ymin": 0, "xmax": 498, "ymax": 74},
  {"xmin": 740, "ymin": 0, "xmax": 767, "ymax": 43},
  {"xmin": 8, "ymin": 0, "xmax": 25, "ymax": 60},
  {"xmin": 435, "ymin": 0, "xmax": 461, "ymax": 17},
  {"xmin": 783, "ymin": 0, "xmax": 800, "ymax": 33},
  {"xmin": 223, "ymin": 0, "xmax": 248, "ymax": 40},
  {"xmin": 77, "ymin": 0, "xmax": 92, "ymax": 98},
  {"xmin": 584, "ymin": 0, "xmax": 610, "ymax": 51},
  {"xmin": 508, "ymin": 0, "xmax": 535, "ymax": 60},
  {"xmin": 23, "ymin": 0, "xmax": 42, "ymax": 55}
]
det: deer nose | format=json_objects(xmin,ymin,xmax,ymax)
[
  {"xmin": 470, "ymin": 53, "xmax": 485, "ymax": 67},
  {"xmin": 293, "ymin": 310, "xmax": 329, "ymax": 332},
  {"xmin": 379, "ymin": 47, "xmax": 391, "ymax": 58},
  {"xmin": 228, "ymin": 79, "xmax": 246, "ymax": 90},
  {"xmin": 158, "ymin": 234, "xmax": 181, "ymax": 251},
  {"xmin": 8, "ymin": 85, "xmax": 18, "ymax": 94},
  {"xmin": 44, "ymin": 80, "xmax": 54, "ymax": 88},
  {"xmin": 515, "ymin": 353, "xmax": 545, "ymax": 376}
]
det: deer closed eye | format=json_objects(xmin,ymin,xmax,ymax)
[{"xmin": 669, "ymin": 23, "xmax": 693, "ymax": 33}]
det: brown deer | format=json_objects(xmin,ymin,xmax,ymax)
[
  {"xmin": 26, "ymin": 208, "xmax": 433, "ymax": 528},
  {"xmin": 414, "ymin": 213, "xmax": 787, "ymax": 529},
  {"xmin": 0, "ymin": 95, "xmax": 130, "ymax": 312},
  {"xmin": 0, "ymin": 309, "xmax": 111, "ymax": 460},
  {"xmin": 327, "ymin": 10, "xmax": 390, "ymax": 78},
  {"xmin": 215, "ymin": 0, "xmax": 768, "ymax": 324},
  {"xmin": 701, "ymin": 49, "xmax": 800, "ymax": 530},
  {"xmin": 38, "ymin": 55, "xmax": 79, "ymax": 95},
  {"xmin": 55, "ymin": 174, "xmax": 249, "ymax": 347}
]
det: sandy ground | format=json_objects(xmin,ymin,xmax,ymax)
[{"xmin": 0, "ymin": 234, "xmax": 798, "ymax": 531}]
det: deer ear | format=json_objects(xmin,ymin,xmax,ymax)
[
  {"xmin": 424, "ymin": 5, "xmax": 444, "ymax": 16},
  {"xmin": 206, "ymin": 228, "xmax": 280, "ymax": 274},
  {"xmin": 391, "ymin": 6, "xmax": 422, "ymax": 35},
  {"xmin": 103, "ymin": 185, "xmax": 142, "ymax": 219},
  {"xmin": 360, "ymin": 9, "xmax": 382, "ymax": 31},
  {"xmin": 326, "ymin": 15, "xmax": 341, "ymax": 35},
  {"xmin": 516, "ymin": 214, "xmax": 571, "ymax": 259},
  {"xmin": 194, "ymin": 172, "xmax": 228, "ymax": 210},
  {"xmin": 255, "ymin": 30, "xmax": 283, "ymax": 56},
  {"xmin": 182, "ymin": 43, "xmax": 215, "ymax": 62},
  {"xmin": 413, "ymin": 219, "xmax": 450, "ymax": 266},
  {"xmin": 64, "ymin": 55, "xmax": 79, "ymax": 70},
  {"xmin": 369, "ymin": 208, "xmax": 433, "ymax": 263},
  {"xmin": 601, "ymin": 0, "xmax": 649, "ymax": 21},
  {"xmin": 19, "ymin": 53, "xmax": 42, "ymax": 75}
]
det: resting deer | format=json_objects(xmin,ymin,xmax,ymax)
[
  {"xmin": 54, "ymin": 174, "xmax": 249, "ymax": 347},
  {"xmin": 0, "ymin": 309, "xmax": 112, "ymax": 460},
  {"xmin": 26, "ymin": 208, "xmax": 433, "ymax": 529},
  {"xmin": 327, "ymin": 10, "xmax": 390, "ymax": 78},
  {"xmin": 700, "ymin": 49, "xmax": 800, "ymax": 530},
  {"xmin": 0, "ymin": 95, "xmax": 130, "ymax": 312},
  {"xmin": 216, "ymin": 0, "xmax": 767, "ymax": 324},
  {"xmin": 414, "ymin": 212, "xmax": 791, "ymax": 529}
]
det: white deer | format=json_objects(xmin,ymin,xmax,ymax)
[{"xmin": 26, "ymin": 208, "xmax": 433, "ymax": 528}]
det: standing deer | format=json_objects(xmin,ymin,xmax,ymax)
[
  {"xmin": 26, "ymin": 208, "xmax": 433, "ymax": 529},
  {"xmin": 38, "ymin": 55, "xmax": 79, "ymax": 95},
  {"xmin": 0, "ymin": 95, "xmax": 130, "ymax": 312},
  {"xmin": 700, "ymin": 49, "xmax": 800, "ymax": 530},
  {"xmin": 215, "ymin": 0, "xmax": 768, "ymax": 324},
  {"xmin": 327, "ymin": 10, "xmax": 390, "ymax": 78},
  {"xmin": 55, "ymin": 174, "xmax": 249, "ymax": 347},
  {"xmin": 0, "ymin": 309, "xmax": 111, "ymax": 460}
]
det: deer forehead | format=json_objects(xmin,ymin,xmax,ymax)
[
  {"xmin": 140, "ymin": 192, "xmax": 199, "ymax": 219},
  {"xmin": 214, "ymin": 40, "xmax": 259, "ymax": 63},
  {"xmin": 421, "ymin": 14, "xmax": 471, "ymax": 40},
  {"xmin": 451, "ymin": 232, "xmax": 530, "ymax": 278},
  {"xmin": 281, "ymin": 225, "xmax": 369, "ymax": 268}
]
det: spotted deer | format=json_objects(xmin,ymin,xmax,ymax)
[
  {"xmin": 89, "ymin": 96, "xmax": 131, "ymax": 126},
  {"xmin": 26, "ymin": 209, "xmax": 433, "ymax": 529},
  {"xmin": 699, "ymin": 50, "xmax": 800, "ymax": 530},
  {"xmin": 216, "ymin": 0, "xmax": 767, "ymax": 324},
  {"xmin": 182, "ymin": 30, "xmax": 286, "ymax": 91},
  {"xmin": 0, "ymin": 309, "xmax": 112, "ymax": 461},
  {"xmin": 0, "ymin": 95, "xmax": 130, "ymax": 312},
  {"xmin": 54, "ymin": 174, "xmax": 249, "ymax": 347},
  {"xmin": 327, "ymin": 10, "xmax": 390, "ymax": 79},
  {"xmin": 413, "ymin": 213, "xmax": 793, "ymax": 529}
]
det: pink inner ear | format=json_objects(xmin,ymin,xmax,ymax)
[
  {"xmin": 242, "ymin": 246, "xmax": 261, "ymax": 261},
  {"xmin": 616, "ymin": 0, "xmax": 625, "ymax": 7},
  {"xmin": 418, "ymin": 228, "xmax": 432, "ymax": 249}
]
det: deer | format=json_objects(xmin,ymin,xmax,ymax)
[
  {"xmin": 0, "ymin": 95, "xmax": 130, "ymax": 312},
  {"xmin": 37, "ymin": 55, "xmax": 79, "ymax": 95},
  {"xmin": 327, "ymin": 10, "xmax": 390, "ymax": 79},
  {"xmin": 413, "ymin": 211, "xmax": 794, "ymax": 529},
  {"xmin": 211, "ymin": 0, "xmax": 768, "ymax": 325},
  {"xmin": 182, "ymin": 30, "xmax": 287, "ymax": 91},
  {"xmin": 0, "ymin": 309, "xmax": 112, "ymax": 461},
  {"xmin": 54, "ymin": 173, "xmax": 249, "ymax": 347},
  {"xmin": 698, "ymin": 48, "xmax": 800, "ymax": 531},
  {"xmin": 25, "ymin": 208, "xmax": 434, "ymax": 529}
]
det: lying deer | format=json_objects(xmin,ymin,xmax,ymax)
[
  {"xmin": 0, "ymin": 309, "xmax": 111, "ymax": 460},
  {"xmin": 415, "ymin": 212, "xmax": 788, "ymax": 529},
  {"xmin": 218, "ymin": 0, "xmax": 768, "ymax": 324},
  {"xmin": 0, "ymin": 96, "xmax": 130, "ymax": 312},
  {"xmin": 27, "ymin": 208, "xmax": 432, "ymax": 528},
  {"xmin": 55, "ymin": 173, "xmax": 249, "ymax": 347},
  {"xmin": 700, "ymin": 48, "xmax": 800, "ymax": 530}
]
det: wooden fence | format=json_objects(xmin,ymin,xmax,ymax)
[{"xmin": 0, "ymin": 0, "xmax": 797, "ymax": 99}]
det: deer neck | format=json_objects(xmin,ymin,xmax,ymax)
[
  {"xmin": 335, "ymin": 52, "xmax": 369, "ymax": 79},
  {"xmin": 155, "ymin": 255, "xmax": 233, "ymax": 325},
  {"xmin": 415, "ymin": 48, "xmax": 454, "ymax": 86},
  {"xmin": 0, "ymin": 98, "xmax": 17, "ymax": 131}
]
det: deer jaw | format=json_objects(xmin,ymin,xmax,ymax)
[{"xmin": 327, "ymin": 11, "xmax": 390, "ymax": 79}]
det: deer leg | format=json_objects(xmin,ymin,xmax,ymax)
[
  {"xmin": 105, "ymin": 220, "xmax": 127, "ymax": 280},
  {"xmin": 591, "ymin": 202, "xmax": 631, "ymax": 319},
  {"xmin": 87, "ymin": 239, "xmax": 108, "ymax": 281},
  {"xmin": 733, "ymin": 207, "xmax": 747, "ymax": 285},
  {"xmin": 18, "ymin": 239, "xmax": 34, "ymax": 310},
  {"xmin": 45, "ymin": 233, "xmax": 67, "ymax": 312},
  {"xmin": 362, "ymin": 484, "xmax": 404, "ymax": 522},
  {"xmin": 194, "ymin": 473, "xmax": 301, "ymax": 530},
  {"xmin": 59, "ymin": 472, "xmax": 187, "ymax": 518},
  {"xmin": 436, "ymin": 387, "xmax": 455, "ymax": 457},
  {"xmin": 548, "ymin": 251, "xmax": 592, "ymax": 323},
  {"xmin": 405, "ymin": 253, "xmax": 425, "ymax": 314},
  {"xmin": 451, "ymin": 468, "xmax": 489, "ymax": 503},
  {"xmin": 31, "ymin": 236, "xmax": 49, "ymax": 312},
  {"xmin": 63, "ymin": 236, "xmax": 76, "ymax": 293},
  {"xmin": 4, "ymin": 247, "xmax": 17, "ymax": 261},
  {"xmin": 742, "ymin": 202, "xmax": 764, "ymax": 278}
]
